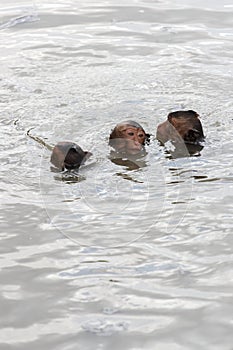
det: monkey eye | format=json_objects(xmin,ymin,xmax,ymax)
[
  {"xmin": 127, "ymin": 132, "xmax": 135, "ymax": 136},
  {"xmin": 138, "ymin": 133, "xmax": 144, "ymax": 138}
]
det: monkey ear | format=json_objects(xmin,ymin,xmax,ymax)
[
  {"xmin": 167, "ymin": 113, "xmax": 173, "ymax": 123},
  {"xmin": 167, "ymin": 113, "xmax": 179, "ymax": 126},
  {"xmin": 145, "ymin": 133, "xmax": 151, "ymax": 145},
  {"xmin": 167, "ymin": 113, "xmax": 180, "ymax": 128}
]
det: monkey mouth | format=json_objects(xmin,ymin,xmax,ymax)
[
  {"xmin": 125, "ymin": 140, "xmax": 143, "ymax": 152},
  {"xmin": 109, "ymin": 138, "xmax": 145, "ymax": 155},
  {"xmin": 125, "ymin": 146, "xmax": 144, "ymax": 155}
]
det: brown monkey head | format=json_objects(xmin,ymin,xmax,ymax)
[
  {"xmin": 109, "ymin": 120, "xmax": 150, "ymax": 155},
  {"xmin": 50, "ymin": 142, "xmax": 91, "ymax": 171},
  {"xmin": 156, "ymin": 110, "xmax": 205, "ymax": 156},
  {"xmin": 167, "ymin": 110, "xmax": 205, "ymax": 145}
]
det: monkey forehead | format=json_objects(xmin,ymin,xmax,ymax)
[
  {"xmin": 116, "ymin": 120, "xmax": 145, "ymax": 133},
  {"xmin": 55, "ymin": 141, "xmax": 82, "ymax": 153},
  {"xmin": 54, "ymin": 142, "xmax": 87, "ymax": 160},
  {"xmin": 118, "ymin": 126, "xmax": 146, "ymax": 135},
  {"xmin": 54, "ymin": 141, "xmax": 74, "ymax": 153},
  {"xmin": 117, "ymin": 120, "xmax": 145, "ymax": 129}
]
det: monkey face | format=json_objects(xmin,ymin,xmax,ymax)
[
  {"xmin": 118, "ymin": 126, "xmax": 146, "ymax": 154},
  {"xmin": 109, "ymin": 122, "xmax": 148, "ymax": 155}
]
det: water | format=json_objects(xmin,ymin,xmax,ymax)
[{"xmin": 1, "ymin": 0, "xmax": 233, "ymax": 349}]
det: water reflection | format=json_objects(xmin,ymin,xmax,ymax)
[
  {"xmin": 115, "ymin": 172, "xmax": 144, "ymax": 184},
  {"xmin": 163, "ymin": 142, "xmax": 204, "ymax": 158},
  {"xmin": 109, "ymin": 149, "xmax": 148, "ymax": 171},
  {"xmin": 52, "ymin": 170, "xmax": 86, "ymax": 183}
]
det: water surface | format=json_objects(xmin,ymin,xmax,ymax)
[{"xmin": 1, "ymin": 0, "xmax": 233, "ymax": 349}]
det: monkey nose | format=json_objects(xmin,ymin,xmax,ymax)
[
  {"xmin": 132, "ymin": 141, "xmax": 142, "ymax": 150},
  {"xmin": 134, "ymin": 140, "xmax": 141, "ymax": 146}
]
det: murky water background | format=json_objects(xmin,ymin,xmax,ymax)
[{"xmin": 1, "ymin": 0, "xmax": 233, "ymax": 349}]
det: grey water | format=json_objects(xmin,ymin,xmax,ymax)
[{"xmin": 1, "ymin": 0, "xmax": 233, "ymax": 349}]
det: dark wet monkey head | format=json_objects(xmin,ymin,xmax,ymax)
[
  {"xmin": 156, "ymin": 110, "xmax": 205, "ymax": 145},
  {"xmin": 50, "ymin": 142, "xmax": 91, "ymax": 171},
  {"xmin": 156, "ymin": 110, "xmax": 205, "ymax": 156},
  {"xmin": 109, "ymin": 120, "xmax": 150, "ymax": 155},
  {"xmin": 167, "ymin": 110, "xmax": 205, "ymax": 145}
]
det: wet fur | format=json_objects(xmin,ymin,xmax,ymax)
[
  {"xmin": 157, "ymin": 110, "xmax": 205, "ymax": 146},
  {"xmin": 50, "ymin": 142, "xmax": 91, "ymax": 171},
  {"xmin": 109, "ymin": 121, "xmax": 150, "ymax": 147}
]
